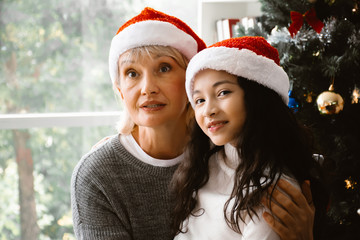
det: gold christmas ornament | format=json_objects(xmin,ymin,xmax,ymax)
[
  {"xmin": 316, "ymin": 84, "xmax": 344, "ymax": 114},
  {"xmin": 305, "ymin": 92, "xmax": 315, "ymax": 103},
  {"xmin": 344, "ymin": 176, "xmax": 357, "ymax": 190},
  {"xmin": 325, "ymin": 0, "xmax": 336, "ymax": 6},
  {"xmin": 352, "ymin": 87, "xmax": 359, "ymax": 104},
  {"xmin": 353, "ymin": 3, "xmax": 358, "ymax": 13}
]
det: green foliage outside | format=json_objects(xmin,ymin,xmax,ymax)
[
  {"xmin": 0, "ymin": 0, "xmax": 140, "ymax": 239},
  {"xmin": 0, "ymin": 126, "xmax": 116, "ymax": 239},
  {"xmin": 0, "ymin": 0, "xmax": 129, "ymax": 114}
]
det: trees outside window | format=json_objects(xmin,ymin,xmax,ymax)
[{"xmin": 0, "ymin": 0, "xmax": 196, "ymax": 239}]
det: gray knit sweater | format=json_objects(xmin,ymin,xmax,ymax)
[{"xmin": 71, "ymin": 134, "xmax": 178, "ymax": 240}]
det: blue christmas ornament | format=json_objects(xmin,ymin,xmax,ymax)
[{"xmin": 288, "ymin": 90, "xmax": 299, "ymax": 113}]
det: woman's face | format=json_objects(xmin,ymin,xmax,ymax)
[
  {"xmin": 192, "ymin": 69, "xmax": 246, "ymax": 146},
  {"xmin": 117, "ymin": 52, "xmax": 188, "ymax": 128}
]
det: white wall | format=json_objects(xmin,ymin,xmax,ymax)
[{"xmin": 132, "ymin": 0, "xmax": 199, "ymax": 33}]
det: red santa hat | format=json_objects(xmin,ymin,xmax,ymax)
[
  {"xmin": 109, "ymin": 7, "xmax": 206, "ymax": 84},
  {"xmin": 186, "ymin": 36, "xmax": 290, "ymax": 107}
]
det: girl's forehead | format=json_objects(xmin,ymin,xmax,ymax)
[{"xmin": 193, "ymin": 70, "xmax": 239, "ymax": 90}]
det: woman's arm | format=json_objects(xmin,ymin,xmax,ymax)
[
  {"xmin": 71, "ymin": 151, "xmax": 132, "ymax": 240},
  {"xmin": 262, "ymin": 179, "xmax": 315, "ymax": 240}
]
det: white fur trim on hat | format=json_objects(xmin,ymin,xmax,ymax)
[
  {"xmin": 186, "ymin": 47, "xmax": 289, "ymax": 107},
  {"xmin": 109, "ymin": 20, "xmax": 198, "ymax": 84}
]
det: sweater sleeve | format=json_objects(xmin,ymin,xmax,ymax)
[{"xmin": 71, "ymin": 150, "xmax": 132, "ymax": 240}]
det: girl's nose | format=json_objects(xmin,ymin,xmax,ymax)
[{"xmin": 203, "ymin": 100, "xmax": 217, "ymax": 117}]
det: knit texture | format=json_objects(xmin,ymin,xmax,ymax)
[{"xmin": 71, "ymin": 134, "xmax": 178, "ymax": 240}]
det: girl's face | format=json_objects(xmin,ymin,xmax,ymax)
[
  {"xmin": 192, "ymin": 69, "xmax": 246, "ymax": 146},
  {"xmin": 117, "ymin": 53, "xmax": 188, "ymax": 128}
]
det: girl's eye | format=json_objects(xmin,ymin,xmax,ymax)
[
  {"xmin": 159, "ymin": 64, "xmax": 171, "ymax": 73},
  {"xmin": 195, "ymin": 98, "xmax": 205, "ymax": 105},
  {"xmin": 126, "ymin": 70, "xmax": 138, "ymax": 78},
  {"xmin": 219, "ymin": 90, "xmax": 231, "ymax": 97}
]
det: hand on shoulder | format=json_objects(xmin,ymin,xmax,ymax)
[{"xmin": 262, "ymin": 179, "xmax": 315, "ymax": 240}]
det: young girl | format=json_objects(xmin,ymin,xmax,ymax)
[{"xmin": 171, "ymin": 36, "xmax": 321, "ymax": 239}]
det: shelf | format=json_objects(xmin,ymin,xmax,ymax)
[{"xmin": 198, "ymin": 0, "xmax": 262, "ymax": 45}]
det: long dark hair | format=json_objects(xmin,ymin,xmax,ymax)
[{"xmin": 171, "ymin": 76, "xmax": 323, "ymax": 235}]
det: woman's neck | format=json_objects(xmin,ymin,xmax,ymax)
[{"xmin": 132, "ymin": 121, "xmax": 189, "ymax": 159}]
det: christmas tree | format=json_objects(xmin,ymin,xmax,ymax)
[{"xmin": 236, "ymin": 0, "xmax": 360, "ymax": 239}]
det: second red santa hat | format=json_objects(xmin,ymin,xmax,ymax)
[{"xmin": 186, "ymin": 36, "xmax": 290, "ymax": 107}]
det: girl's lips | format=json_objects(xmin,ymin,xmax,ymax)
[{"xmin": 207, "ymin": 121, "xmax": 228, "ymax": 132}]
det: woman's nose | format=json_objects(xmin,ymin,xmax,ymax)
[{"xmin": 141, "ymin": 73, "xmax": 159, "ymax": 95}]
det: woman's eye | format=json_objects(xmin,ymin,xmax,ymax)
[
  {"xmin": 126, "ymin": 70, "xmax": 138, "ymax": 78},
  {"xmin": 159, "ymin": 64, "xmax": 171, "ymax": 73}
]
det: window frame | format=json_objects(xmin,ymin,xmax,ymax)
[{"xmin": 0, "ymin": 111, "xmax": 121, "ymax": 129}]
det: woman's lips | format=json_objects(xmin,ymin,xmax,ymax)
[{"xmin": 140, "ymin": 101, "xmax": 166, "ymax": 111}]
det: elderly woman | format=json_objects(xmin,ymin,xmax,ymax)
[{"xmin": 71, "ymin": 7, "xmax": 315, "ymax": 240}]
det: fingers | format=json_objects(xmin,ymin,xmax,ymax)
[
  {"xmin": 276, "ymin": 179, "xmax": 307, "ymax": 207},
  {"xmin": 264, "ymin": 179, "xmax": 314, "ymax": 224},
  {"xmin": 262, "ymin": 211, "xmax": 297, "ymax": 240},
  {"xmin": 262, "ymin": 190, "xmax": 298, "ymax": 226},
  {"xmin": 301, "ymin": 180, "xmax": 315, "ymax": 211},
  {"xmin": 263, "ymin": 179, "xmax": 315, "ymax": 240},
  {"xmin": 262, "ymin": 212, "xmax": 286, "ymax": 236},
  {"xmin": 266, "ymin": 182, "xmax": 301, "ymax": 218}
]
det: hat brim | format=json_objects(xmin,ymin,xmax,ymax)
[
  {"xmin": 186, "ymin": 47, "xmax": 289, "ymax": 107},
  {"xmin": 109, "ymin": 20, "xmax": 198, "ymax": 84}
]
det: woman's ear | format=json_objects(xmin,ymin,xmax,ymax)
[
  {"xmin": 114, "ymin": 82, "xmax": 124, "ymax": 100},
  {"xmin": 117, "ymin": 87, "xmax": 124, "ymax": 99}
]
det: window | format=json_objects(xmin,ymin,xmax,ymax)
[{"xmin": 0, "ymin": 0, "xmax": 196, "ymax": 239}]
